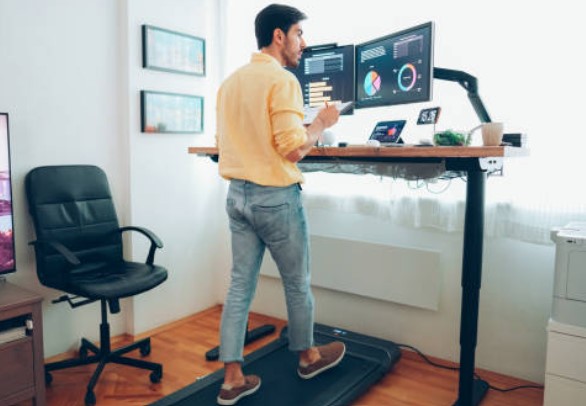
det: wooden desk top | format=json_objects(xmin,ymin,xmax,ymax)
[
  {"xmin": 0, "ymin": 282, "xmax": 43, "ymax": 316},
  {"xmin": 188, "ymin": 145, "xmax": 528, "ymax": 159}
]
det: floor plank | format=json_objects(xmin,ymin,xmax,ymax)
[{"xmin": 41, "ymin": 305, "xmax": 544, "ymax": 405}]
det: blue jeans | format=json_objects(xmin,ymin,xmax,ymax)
[{"xmin": 219, "ymin": 179, "xmax": 314, "ymax": 363}]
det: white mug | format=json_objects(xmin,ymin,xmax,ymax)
[{"xmin": 481, "ymin": 122, "xmax": 504, "ymax": 146}]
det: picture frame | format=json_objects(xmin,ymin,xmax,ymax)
[
  {"xmin": 142, "ymin": 24, "xmax": 205, "ymax": 76},
  {"xmin": 140, "ymin": 90, "xmax": 204, "ymax": 134}
]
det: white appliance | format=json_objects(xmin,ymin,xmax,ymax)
[
  {"xmin": 544, "ymin": 222, "xmax": 586, "ymax": 405},
  {"xmin": 550, "ymin": 221, "xmax": 586, "ymax": 327}
]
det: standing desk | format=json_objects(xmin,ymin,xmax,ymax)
[{"xmin": 188, "ymin": 145, "xmax": 528, "ymax": 406}]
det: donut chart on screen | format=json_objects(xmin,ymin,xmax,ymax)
[
  {"xmin": 364, "ymin": 71, "xmax": 381, "ymax": 96},
  {"xmin": 397, "ymin": 63, "xmax": 417, "ymax": 91}
]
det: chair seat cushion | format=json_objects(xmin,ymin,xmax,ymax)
[{"xmin": 64, "ymin": 261, "xmax": 168, "ymax": 300}]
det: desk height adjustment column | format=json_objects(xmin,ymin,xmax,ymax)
[{"xmin": 455, "ymin": 169, "xmax": 488, "ymax": 406}]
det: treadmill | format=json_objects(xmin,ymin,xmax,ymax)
[{"xmin": 150, "ymin": 323, "xmax": 401, "ymax": 406}]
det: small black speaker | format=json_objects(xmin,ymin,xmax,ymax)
[{"xmin": 502, "ymin": 133, "xmax": 527, "ymax": 147}]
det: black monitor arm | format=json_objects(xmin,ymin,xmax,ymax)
[{"xmin": 433, "ymin": 67, "xmax": 492, "ymax": 123}]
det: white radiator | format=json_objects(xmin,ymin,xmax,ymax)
[{"xmin": 259, "ymin": 235, "xmax": 441, "ymax": 310}]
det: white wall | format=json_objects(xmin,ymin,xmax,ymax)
[
  {"xmin": 122, "ymin": 0, "xmax": 226, "ymax": 335},
  {"xmin": 0, "ymin": 0, "xmax": 129, "ymax": 357},
  {"xmin": 0, "ymin": 0, "xmax": 226, "ymax": 357}
]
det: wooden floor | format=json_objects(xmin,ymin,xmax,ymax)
[{"xmin": 39, "ymin": 305, "xmax": 544, "ymax": 406}]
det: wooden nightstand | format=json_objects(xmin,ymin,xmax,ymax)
[{"xmin": 0, "ymin": 281, "xmax": 45, "ymax": 406}]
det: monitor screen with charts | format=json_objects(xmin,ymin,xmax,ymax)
[
  {"xmin": 355, "ymin": 22, "xmax": 434, "ymax": 109},
  {"xmin": 287, "ymin": 44, "xmax": 355, "ymax": 116}
]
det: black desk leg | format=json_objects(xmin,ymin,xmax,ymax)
[{"xmin": 454, "ymin": 170, "xmax": 489, "ymax": 406}]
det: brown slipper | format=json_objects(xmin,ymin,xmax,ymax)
[
  {"xmin": 217, "ymin": 375, "xmax": 261, "ymax": 405},
  {"xmin": 298, "ymin": 341, "xmax": 346, "ymax": 379}
]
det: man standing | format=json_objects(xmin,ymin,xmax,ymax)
[{"xmin": 215, "ymin": 3, "xmax": 345, "ymax": 405}]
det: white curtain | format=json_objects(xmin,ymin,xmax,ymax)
[{"xmin": 302, "ymin": 169, "xmax": 586, "ymax": 245}]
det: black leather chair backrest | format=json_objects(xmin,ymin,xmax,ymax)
[{"xmin": 25, "ymin": 165, "xmax": 123, "ymax": 287}]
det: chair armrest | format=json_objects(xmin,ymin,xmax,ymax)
[
  {"xmin": 29, "ymin": 239, "xmax": 81, "ymax": 266},
  {"xmin": 118, "ymin": 226, "xmax": 164, "ymax": 265}
]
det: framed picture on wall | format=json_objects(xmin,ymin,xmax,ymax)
[
  {"xmin": 140, "ymin": 90, "xmax": 204, "ymax": 134},
  {"xmin": 142, "ymin": 24, "xmax": 205, "ymax": 76}
]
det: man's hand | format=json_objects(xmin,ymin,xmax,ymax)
[
  {"xmin": 315, "ymin": 104, "xmax": 340, "ymax": 129},
  {"xmin": 286, "ymin": 105, "xmax": 340, "ymax": 162}
]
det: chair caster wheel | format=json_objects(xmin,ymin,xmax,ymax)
[
  {"xmin": 45, "ymin": 371, "xmax": 53, "ymax": 385},
  {"xmin": 150, "ymin": 368, "xmax": 163, "ymax": 383},
  {"xmin": 85, "ymin": 390, "xmax": 96, "ymax": 405},
  {"xmin": 140, "ymin": 341, "xmax": 151, "ymax": 356}
]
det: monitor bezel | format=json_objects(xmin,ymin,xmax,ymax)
[
  {"xmin": 0, "ymin": 112, "xmax": 15, "ymax": 276},
  {"xmin": 354, "ymin": 21, "xmax": 435, "ymax": 109}
]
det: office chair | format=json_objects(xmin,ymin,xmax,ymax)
[{"xmin": 25, "ymin": 165, "xmax": 168, "ymax": 406}]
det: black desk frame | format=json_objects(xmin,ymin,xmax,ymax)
[
  {"xmin": 433, "ymin": 66, "xmax": 492, "ymax": 405},
  {"xmin": 459, "ymin": 168, "xmax": 488, "ymax": 406}
]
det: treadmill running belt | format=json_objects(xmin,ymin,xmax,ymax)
[{"xmin": 150, "ymin": 323, "xmax": 401, "ymax": 406}]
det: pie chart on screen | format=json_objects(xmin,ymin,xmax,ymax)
[{"xmin": 364, "ymin": 71, "xmax": 381, "ymax": 96}]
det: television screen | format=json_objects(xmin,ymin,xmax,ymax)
[
  {"xmin": 0, "ymin": 113, "xmax": 15, "ymax": 275},
  {"xmin": 355, "ymin": 22, "xmax": 434, "ymax": 109},
  {"xmin": 287, "ymin": 44, "xmax": 355, "ymax": 115}
]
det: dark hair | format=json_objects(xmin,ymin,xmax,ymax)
[{"xmin": 254, "ymin": 4, "xmax": 307, "ymax": 49}]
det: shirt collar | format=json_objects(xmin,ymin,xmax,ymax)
[{"xmin": 251, "ymin": 52, "xmax": 283, "ymax": 68}]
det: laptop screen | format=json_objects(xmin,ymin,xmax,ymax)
[{"xmin": 369, "ymin": 120, "xmax": 406, "ymax": 144}]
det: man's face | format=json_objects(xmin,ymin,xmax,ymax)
[{"xmin": 282, "ymin": 23, "xmax": 306, "ymax": 68}]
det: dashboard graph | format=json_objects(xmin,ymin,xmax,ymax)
[{"xmin": 364, "ymin": 71, "xmax": 382, "ymax": 96}]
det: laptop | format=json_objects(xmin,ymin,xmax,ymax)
[{"xmin": 369, "ymin": 120, "xmax": 407, "ymax": 146}]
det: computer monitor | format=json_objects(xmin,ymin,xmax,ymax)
[
  {"xmin": 355, "ymin": 22, "xmax": 434, "ymax": 109},
  {"xmin": 0, "ymin": 113, "xmax": 15, "ymax": 276},
  {"xmin": 287, "ymin": 44, "xmax": 355, "ymax": 114}
]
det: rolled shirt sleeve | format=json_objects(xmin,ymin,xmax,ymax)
[{"xmin": 270, "ymin": 76, "xmax": 308, "ymax": 157}]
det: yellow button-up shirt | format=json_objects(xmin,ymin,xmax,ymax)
[{"xmin": 216, "ymin": 53, "xmax": 308, "ymax": 186}]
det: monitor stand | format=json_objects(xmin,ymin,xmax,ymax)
[{"xmin": 433, "ymin": 67, "xmax": 491, "ymax": 123}]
